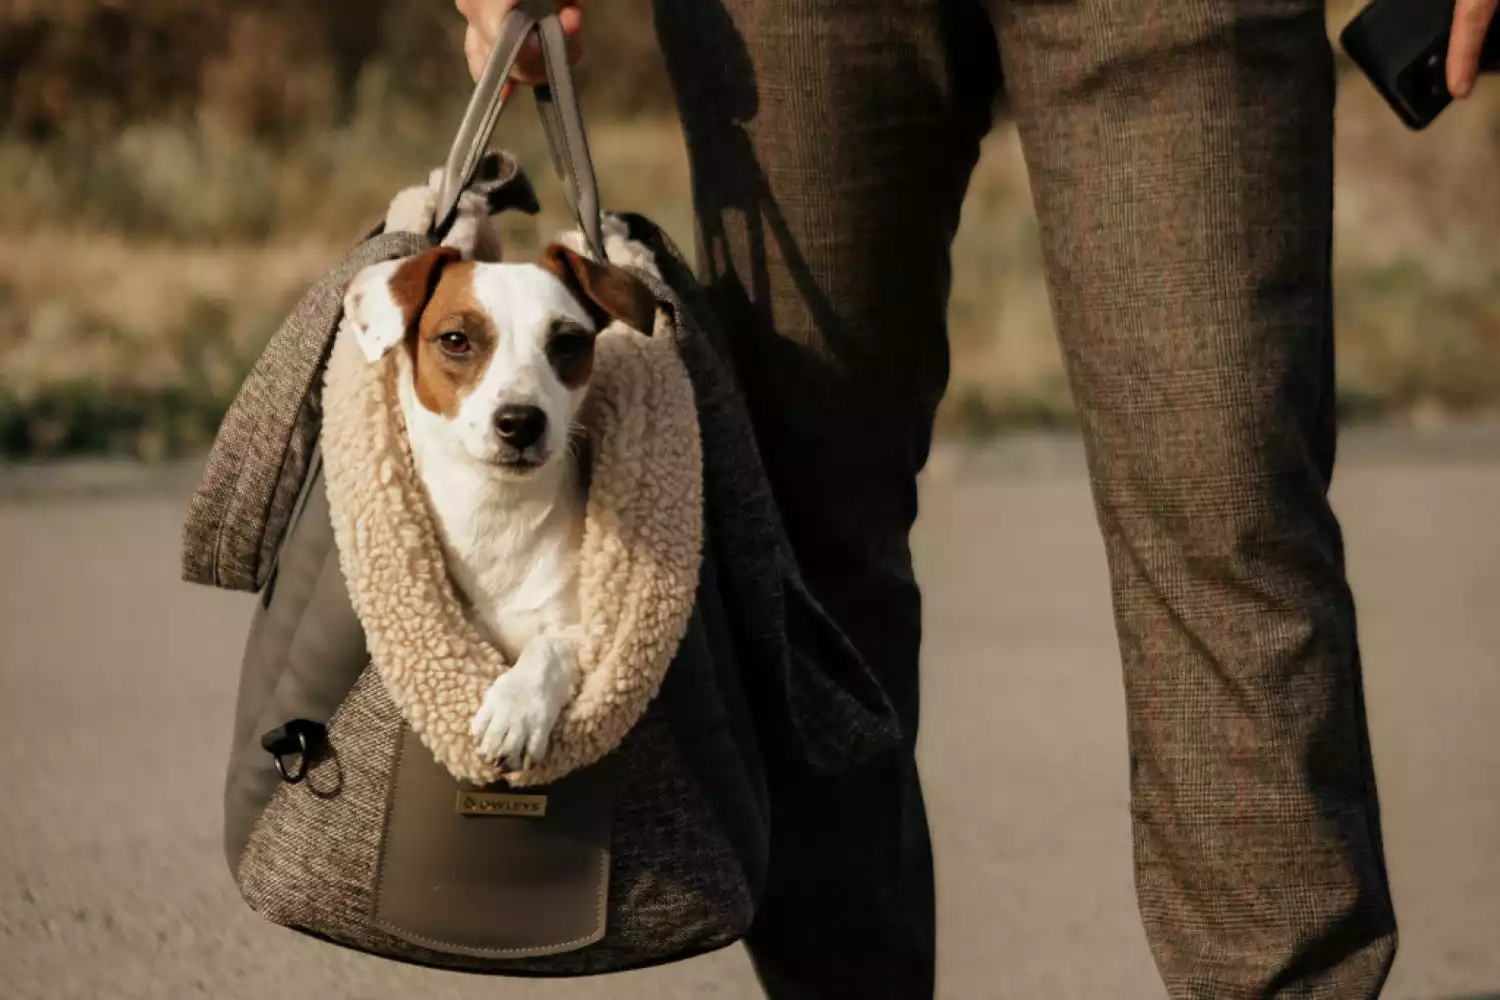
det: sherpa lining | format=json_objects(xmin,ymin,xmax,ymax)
[{"xmin": 319, "ymin": 306, "xmax": 702, "ymax": 788}]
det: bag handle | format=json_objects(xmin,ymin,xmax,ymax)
[
  {"xmin": 432, "ymin": 3, "xmax": 604, "ymax": 259},
  {"xmin": 533, "ymin": 14, "xmax": 604, "ymax": 259}
]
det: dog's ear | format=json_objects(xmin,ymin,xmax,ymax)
[
  {"xmin": 344, "ymin": 247, "xmax": 462, "ymax": 362},
  {"xmin": 539, "ymin": 243, "xmax": 657, "ymax": 335}
]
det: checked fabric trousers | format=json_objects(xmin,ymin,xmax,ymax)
[{"xmin": 651, "ymin": 0, "xmax": 1398, "ymax": 996}]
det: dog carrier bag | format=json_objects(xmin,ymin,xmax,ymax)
[{"xmin": 180, "ymin": 3, "xmax": 898, "ymax": 976}]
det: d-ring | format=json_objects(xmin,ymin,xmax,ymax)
[
  {"xmin": 273, "ymin": 729, "xmax": 311, "ymax": 783},
  {"xmin": 260, "ymin": 719, "xmax": 325, "ymax": 785}
]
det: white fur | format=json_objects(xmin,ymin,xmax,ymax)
[
  {"xmin": 343, "ymin": 259, "xmax": 410, "ymax": 363},
  {"xmin": 557, "ymin": 215, "xmax": 658, "ymax": 276},
  {"xmin": 342, "ymin": 260, "xmax": 600, "ymax": 771},
  {"xmin": 385, "ymin": 167, "xmax": 504, "ymax": 262},
  {"xmin": 345, "ymin": 169, "xmax": 665, "ymax": 772}
]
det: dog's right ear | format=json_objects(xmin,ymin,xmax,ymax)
[
  {"xmin": 343, "ymin": 247, "xmax": 461, "ymax": 363},
  {"xmin": 539, "ymin": 244, "xmax": 658, "ymax": 335}
]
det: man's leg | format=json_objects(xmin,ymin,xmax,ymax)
[
  {"xmin": 652, "ymin": 1, "xmax": 997, "ymax": 996},
  {"xmin": 992, "ymin": 0, "xmax": 1398, "ymax": 994}
]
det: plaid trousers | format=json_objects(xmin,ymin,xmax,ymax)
[{"xmin": 652, "ymin": 0, "xmax": 1398, "ymax": 996}]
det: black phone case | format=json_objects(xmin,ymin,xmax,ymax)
[{"xmin": 1340, "ymin": 0, "xmax": 1499, "ymax": 130}]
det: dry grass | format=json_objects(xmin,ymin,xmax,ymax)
[
  {"xmin": 2, "ymin": 46, "xmax": 1500, "ymax": 457},
  {"xmin": 938, "ymin": 78, "xmax": 1500, "ymax": 435}
]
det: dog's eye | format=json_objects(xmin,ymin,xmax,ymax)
[
  {"xmin": 548, "ymin": 332, "xmax": 591, "ymax": 359},
  {"xmin": 438, "ymin": 332, "xmax": 472, "ymax": 355}
]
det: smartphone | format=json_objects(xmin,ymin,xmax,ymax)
[{"xmin": 1339, "ymin": 0, "xmax": 1500, "ymax": 130}]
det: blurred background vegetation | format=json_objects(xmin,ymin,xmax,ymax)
[{"xmin": 1, "ymin": 0, "xmax": 1498, "ymax": 458}]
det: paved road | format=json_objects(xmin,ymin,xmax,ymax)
[{"xmin": 2, "ymin": 431, "xmax": 1498, "ymax": 1000}]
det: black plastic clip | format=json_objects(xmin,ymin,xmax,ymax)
[{"xmin": 259, "ymin": 719, "xmax": 326, "ymax": 785}]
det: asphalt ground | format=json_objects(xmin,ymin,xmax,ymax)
[{"xmin": 2, "ymin": 429, "xmax": 1497, "ymax": 999}]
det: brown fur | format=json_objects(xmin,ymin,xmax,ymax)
[
  {"xmin": 547, "ymin": 321, "xmax": 596, "ymax": 390},
  {"xmin": 321, "ymin": 288, "xmax": 704, "ymax": 788},
  {"xmin": 387, "ymin": 246, "xmax": 462, "ymax": 329},
  {"xmin": 389, "ymin": 246, "xmax": 629, "ymax": 417},
  {"xmin": 401, "ymin": 261, "xmax": 496, "ymax": 418},
  {"xmin": 540, "ymin": 244, "xmax": 657, "ymax": 336}
]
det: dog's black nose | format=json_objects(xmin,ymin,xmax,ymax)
[{"xmin": 494, "ymin": 405, "xmax": 547, "ymax": 450}]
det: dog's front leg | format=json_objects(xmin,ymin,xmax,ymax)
[{"xmin": 469, "ymin": 632, "xmax": 579, "ymax": 772}]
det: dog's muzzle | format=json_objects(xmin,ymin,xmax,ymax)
[
  {"xmin": 492, "ymin": 404, "xmax": 550, "ymax": 469},
  {"xmin": 495, "ymin": 405, "xmax": 547, "ymax": 450}
]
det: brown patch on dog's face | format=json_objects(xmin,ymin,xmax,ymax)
[
  {"xmin": 545, "ymin": 317, "xmax": 596, "ymax": 390},
  {"xmin": 387, "ymin": 246, "xmax": 462, "ymax": 330},
  {"xmin": 402, "ymin": 261, "xmax": 497, "ymax": 418}
]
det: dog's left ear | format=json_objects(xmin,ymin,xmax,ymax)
[
  {"xmin": 539, "ymin": 244, "xmax": 657, "ymax": 335},
  {"xmin": 344, "ymin": 246, "xmax": 462, "ymax": 362}
]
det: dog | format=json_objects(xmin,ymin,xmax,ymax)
[{"xmin": 342, "ymin": 235, "xmax": 658, "ymax": 773}]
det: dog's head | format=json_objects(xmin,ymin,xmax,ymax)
[{"xmin": 344, "ymin": 243, "xmax": 656, "ymax": 477}]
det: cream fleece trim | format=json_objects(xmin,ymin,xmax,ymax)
[{"xmin": 320, "ymin": 309, "xmax": 702, "ymax": 787}]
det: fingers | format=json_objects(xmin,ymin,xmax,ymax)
[
  {"xmin": 457, "ymin": 0, "xmax": 583, "ymax": 87},
  {"xmin": 454, "ymin": 0, "xmax": 516, "ymax": 40},
  {"xmin": 1448, "ymin": 0, "xmax": 1500, "ymax": 98},
  {"xmin": 559, "ymin": 6, "xmax": 585, "ymax": 69},
  {"xmin": 557, "ymin": 3, "xmax": 584, "ymax": 50},
  {"xmin": 464, "ymin": 24, "xmax": 488, "ymax": 83},
  {"xmin": 513, "ymin": 36, "xmax": 548, "ymax": 87}
]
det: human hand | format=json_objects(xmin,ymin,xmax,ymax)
[
  {"xmin": 1447, "ymin": 0, "xmax": 1498, "ymax": 98},
  {"xmin": 455, "ymin": 0, "xmax": 582, "ymax": 97}
]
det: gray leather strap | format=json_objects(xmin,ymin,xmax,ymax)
[
  {"xmin": 432, "ymin": 3, "xmax": 604, "ymax": 259},
  {"xmin": 433, "ymin": 7, "xmax": 535, "ymax": 238},
  {"xmin": 534, "ymin": 14, "xmax": 604, "ymax": 259}
]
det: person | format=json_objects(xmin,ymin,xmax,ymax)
[{"xmin": 456, "ymin": 0, "xmax": 1499, "ymax": 997}]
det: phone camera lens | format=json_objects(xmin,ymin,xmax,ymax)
[{"xmin": 1421, "ymin": 53, "xmax": 1449, "ymax": 101}]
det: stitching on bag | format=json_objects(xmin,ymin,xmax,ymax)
[
  {"xmin": 246, "ymin": 539, "xmax": 341, "ymax": 755},
  {"xmin": 372, "ymin": 920, "xmax": 605, "ymax": 959},
  {"xmin": 209, "ymin": 388, "xmax": 261, "ymax": 586},
  {"xmin": 593, "ymin": 841, "xmax": 610, "ymax": 946},
  {"xmin": 371, "ymin": 833, "xmax": 609, "ymax": 958},
  {"xmin": 538, "ymin": 21, "xmax": 588, "ymax": 248},
  {"xmin": 276, "ymin": 445, "xmax": 323, "ymax": 566},
  {"xmin": 371, "ymin": 715, "xmax": 408, "ymax": 929},
  {"xmin": 370, "ymin": 726, "xmax": 607, "ymax": 959},
  {"xmin": 256, "ymin": 422, "xmax": 322, "ymax": 590}
]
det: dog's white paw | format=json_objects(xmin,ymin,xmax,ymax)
[{"xmin": 469, "ymin": 639, "xmax": 575, "ymax": 772}]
